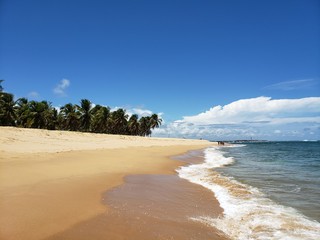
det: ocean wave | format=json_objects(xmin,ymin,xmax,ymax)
[
  {"xmin": 290, "ymin": 186, "xmax": 301, "ymax": 193},
  {"xmin": 177, "ymin": 147, "xmax": 320, "ymax": 240}
]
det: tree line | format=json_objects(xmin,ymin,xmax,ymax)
[{"xmin": 0, "ymin": 81, "xmax": 162, "ymax": 136}]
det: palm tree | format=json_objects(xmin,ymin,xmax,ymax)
[
  {"xmin": 138, "ymin": 116, "xmax": 151, "ymax": 136},
  {"xmin": 1, "ymin": 85, "xmax": 163, "ymax": 137},
  {"xmin": 46, "ymin": 107, "xmax": 58, "ymax": 130},
  {"xmin": 59, "ymin": 103, "xmax": 80, "ymax": 131},
  {"xmin": 91, "ymin": 105, "xmax": 110, "ymax": 133},
  {"xmin": 0, "ymin": 92, "xmax": 16, "ymax": 126},
  {"xmin": 109, "ymin": 108, "xmax": 128, "ymax": 135},
  {"xmin": 15, "ymin": 98, "xmax": 30, "ymax": 127},
  {"xmin": 77, "ymin": 99, "xmax": 93, "ymax": 132},
  {"xmin": 27, "ymin": 100, "xmax": 52, "ymax": 129},
  {"xmin": 149, "ymin": 114, "xmax": 162, "ymax": 129},
  {"xmin": 127, "ymin": 114, "xmax": 140, "ymax": 135}
]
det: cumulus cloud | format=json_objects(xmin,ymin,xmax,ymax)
[
  {"xmin": 53, "ymin": 79, "xmax": 70, "ymax": 96},
  {"xmin": 153, "ymin": 97, "xmax": 320, "ymax": 140},
  {"xmin": 181, "ymin": 97, "xmax": 320, "ymax": 125}
]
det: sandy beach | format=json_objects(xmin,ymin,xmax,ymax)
[{"xmin": 0, "ymin": 127, "xmax": 227, "ymax": 240}]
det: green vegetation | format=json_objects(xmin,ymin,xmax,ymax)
[{"xmin": 0, "ymin": 81, "xmax": 161, "ymax": 136}]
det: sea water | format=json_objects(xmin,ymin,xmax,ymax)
[{"xmin": 177, "ymin": 142, "xmax": 320, "ymax": 240}]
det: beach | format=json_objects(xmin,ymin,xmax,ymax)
[{"xmin": 0, "ymin": 127, "xmax": 227, "ymax": 240}]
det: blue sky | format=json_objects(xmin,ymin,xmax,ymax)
[{"xmin": 1, "ymin": 0, "xmax": 319, "ymax": 140}]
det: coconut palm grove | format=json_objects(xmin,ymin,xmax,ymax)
[{"xmin": 0, "ymin": 80, "xmax": 162, "ymax": 136}]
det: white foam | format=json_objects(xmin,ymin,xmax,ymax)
[{"xmin": 177, "ymin": 147, "xmax": 320, "ymax": 240}]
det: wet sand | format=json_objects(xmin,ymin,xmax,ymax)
[
  {"xmin": 46, "ymin": 174, "xmax": 227, "ymax": 240},
  {"xmin": 0, "ymin": 127, "xmax": 227, "ymax": 239}
]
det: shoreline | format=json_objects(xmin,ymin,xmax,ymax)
[
  {"xmin": 178, "ymin": 145, "xmax": 320, "ymax": 240},
  {"xmin": 46, "ymin": 149, "xmax": 228, "ymax": 240},
  {"xmin": 0, "ymin": 127, "xmax": 225, "ymax": 239},
  {"xmin": 46, "ymin": 174, "xmax": 228, "ymax": 240}
]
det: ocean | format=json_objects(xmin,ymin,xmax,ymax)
[{"xmin": 177, "ymin": 141, "xmax": 320, "ymax": 240}]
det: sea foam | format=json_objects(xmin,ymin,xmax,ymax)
[{"xmin": 177, "ymin": 147, "xmax": 320, "ymax": 240}]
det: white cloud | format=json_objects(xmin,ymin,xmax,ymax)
[
  {"xmin": 28, "ymin": 91, "xmax": 39, "ymax": 99},
  {"xmin": 110, "ymin": 106, "xmax": 161, "ymax": 119},
  {"xmin": 130, "ymin": 108, "xmax": 153, "ymax": 117},
  {"xmin": 181, "ymin": 97, "xmax": 320, "ymax": 125},
  {"xmin": 53, "ymin": 79, "xmax": 70, "ymax": 96},
  {"xmin": 153, "ymin": 97, "xmax": 320, "ymax": 140}
]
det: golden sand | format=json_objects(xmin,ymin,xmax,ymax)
[{"xmin": 0, "ymin": 127, "xmax": 225, "ymax": 240}]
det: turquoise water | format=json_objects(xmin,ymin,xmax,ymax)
[
  {"xmin": 177, "ymin": 142, "xmax": 320, "ymax": 239},
  {"xmin": 219, "ymin": 141, "xmax": 320, "ymax": 222}
]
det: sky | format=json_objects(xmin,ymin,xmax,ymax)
[{"xmin": 1, "ymin": 0, "xmax": 319, "ymax": 140}]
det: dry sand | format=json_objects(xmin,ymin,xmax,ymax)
[{"xmin": 0, "ymin": 127, "xmax": 226, "ymax": 240}]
